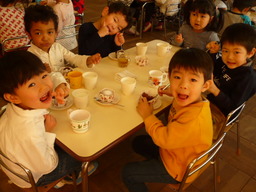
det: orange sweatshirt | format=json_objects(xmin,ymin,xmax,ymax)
[{"xmin": 144, "ymin": 99, "xmax": 213, "ymax": 183}]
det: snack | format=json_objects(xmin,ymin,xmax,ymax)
[{"xmin": 142, "ymin": 92, "xmax": 155, "ymax": 101}]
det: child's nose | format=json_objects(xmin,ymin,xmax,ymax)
[{"xmin": 179, "ymin": 80, "xmax": 188, "ymax": 89}]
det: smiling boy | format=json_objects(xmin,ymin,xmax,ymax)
[
  {"xmin": 78, "ymin": 1, "xmax": 132, "ymax": 57},
  {"xmin": 207, "ymin": 23, "xmax": 256, "ymax": 116},
  {"xmin": 122, "ymin": 48, "xmax": 213, "ymax": 192}
]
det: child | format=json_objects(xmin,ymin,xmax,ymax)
[
  {"xmin": 122, "ymin": 48, "xmax": 213, "ymax": 192},
  {"xmin": 24, "ymin": 5, "xmax": 101, "ymax": 72},
  {"xmin": 0, "ymin": 0, "xmax": 30, "ymax": 53},
  {"xmin": 78, "ymin": 1, "xmax": 133, "ymax": 57},
  {"xmin": 170, "ymin": 0, "xmax": 220, "ymax": 51},
  {"xmin": 207, "ymin": 23, "xmax": 256, "ymax": 116},
  {"xmin": 218, "ymin": 0, "xmax": 256, "ymax": 36},
  {"xmin": 0, "ymin": 51, "xmax": 82, "ymax": 188},
  {"xmin": 51, "ymin": 0, "xmax": 78, "ymax": 50}
]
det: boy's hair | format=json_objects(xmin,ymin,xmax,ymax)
[
  {"xmin": 183, "ymin": 0, "xmax": 219, "ymax": 31},
  {"xmin": 0, "ymin": 51, "xmax": 46, "ymax": 100},
  {"xmin": 24, "ymin": 5, "xmax": 58, "ymax": 33},
  {"xmin": 221, "ymin": 23, "xmax": 256, "ymax": 53},
  {"xmin": 107, "ymin": 1, "xmax": 133, "ymax": 29},
  {"xmin": 168, "ymin": 48, "xmax": 213, "ymax": 82},
  {"xmin": 0, "ymin": 0, "xmax": 29, "ymax": 7},
  {"xmin": 233, "ymin": 0, "xmax": 256, "ymax": 12}
]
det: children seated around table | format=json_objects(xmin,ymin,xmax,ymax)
[
  {"xmin": 0, "ymin": 51, "xmax": 83, "ymax": 188},
  {"xmin": 78, "ymin": 1, "xmax": 133, "ymax": 57},
  {"xmin": 170, "ymin": 0, "xmax": 220, "ymax": 51},
  {"xmin": 51, "ymin": 0, "xmax": 78, "ymax": 50},
  {"xmin": 0, "ymin": 0, "xmax": 30, "ymax": 54},
  {"xmin": 24, "ymin": 4, "xmax": 101, "ymax": 73},
  {"xmin": 207, "ymin": 23, "xmax": 256, "ymax": 117},
  {"xmin": 218, "ymin": 0, "xmax": 256, "ymax": 36},
  {"xmin": 122, "ymin": 48, "xmax": 214, "ymax": 192}
]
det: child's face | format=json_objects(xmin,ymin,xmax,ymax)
[
  {"xmin": 7, "ymin": 72, "xmax": 53, "ymax": 110},
  {"xmin": 28, "ymin": 20, "xmax": 57, "ymax": 52},
  {"xmin": 170, "ymin": 67, "xmax": 210, "ymax": 108},
  {"xmin": 102, "ymin": 8, "xmax": 128, "ymax": 35},
  {"xmin": 221, "ymin": 42, "xmax": 255, "ymax": 69},
  {"xmin": 189, "ymin": 10, "xmax": 213, "ymax": 32}
]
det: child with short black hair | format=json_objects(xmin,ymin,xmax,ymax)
[
  {"xmin": 122, "ymin": 48, "xmax": 213, "ymax": 192},
  {"xmin": 218, "ymin": 0, "xmax": 256, "ymax": 36},
  {"xmin": 0, "ymin": 51, "xmax": 82, "ymax": 188},
  {"xmin": 24, "ymin": 4, "xmax": 101, "ymax": 72},
  {"xmin": 207, "ymin": 23, "xmax": 256, "ymax": 116},
  {"xmin": 78, "ymin": 1, "xmax": 133, "ymax": 57},
  {"xmin": 170, "ymin": 0, "xmax": 220, "ymax": 51}
]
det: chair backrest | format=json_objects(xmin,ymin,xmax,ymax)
[
  {"xmin": 165, "ymin": 0, "xmax": 181, "ymax": 16},
  {"xmin": 178, "ymin": 132, "xmax": 226, "ymax": 191},
  {"xmin": 56, "ymin": 24, "xmax": 81, "ymax": 40},
  {"xmin": 1, "ymin": 36, "xmax": 31, "ymax": 56},
  {"xmin": 225, "ymin": 102, "xmax": 246, "ymax": 127}
]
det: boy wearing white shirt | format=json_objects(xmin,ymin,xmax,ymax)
[
  {"xmin": 0, "ymin": 51, "xmax": 82, "ymax": 188},
  {"xmin": 24, "ymin": 4, "xmax": 101, "ymax": 72}
]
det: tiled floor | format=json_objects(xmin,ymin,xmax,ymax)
[{"xmin": 1, "ymin": 0, "xmax": 256, "ymax": 191}]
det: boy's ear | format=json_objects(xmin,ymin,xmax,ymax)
[
  {"xmin": 201, "ymin": 80, "xmax": 212, "ymax": 93},
  {"xmin": 248, "ymin": 48, "xmax": 256, "ymax": 59},
  {"xmin": 26, "ymin": 31, "xmax": 32, "ymax": 40},
  {"xmin": 102, "ymin": 6, "xmax": 109, "ymax": 17},
  {"xmin": 3, "ymin": 93, "xmax": 21, "ymax": 104}
]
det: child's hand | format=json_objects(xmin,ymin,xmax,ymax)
[
  {"xmin": 206, "ymin": 41, "xmax": 220, "ymax": 53},
  {"xmin": 44, "ymin": 114, "xmax": 57, "ymax": 132},
  {"xmin": 98, "ymin": 21, "xmax": 109, "ymax": 37},
  {"xmin": 114, "ymin": 32, "xmax": 125, "ymax": 46},
  {"xmin": 158, "ymin": 85, "xmax": 172, "ymax": 97},
  {"xmin": 136, "ymin": 97, "xmax": 153, "ymax": 120},
  {"xmin": 87, "ymin": 53, "xmax": 101, "ymax": 67},
  {"xmin": 208, "ymin": 75, "xmax": 220, "ymax": 96},
  {"xmin": 44, "ymin": 63, "xmax": 51, "ymax": 73},
  {"xmin": 175, "ymin": 34, "xmax": 184, "ymax": 44},
  {"xmin": 52, "ymin": 83, "xmax": 69, "ymax": 104}
]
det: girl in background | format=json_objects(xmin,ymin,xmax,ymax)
[{"xmin": 170, "ymin": 0, "xmax": 220, "ymax": 51}]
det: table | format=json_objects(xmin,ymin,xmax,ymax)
[{"xmin": 50, "ymin": 39, "xmax": 179, "ymax": 192}]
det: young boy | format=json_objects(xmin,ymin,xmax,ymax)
[
  {"xmin": 0, "ymin": 51, "xmax": 82, "ymax": 188},
  {"xmin": 122, "ymin": 48, "xmax": 213, "ymax": 192},
  {"xmin": 24, "ymin": 4, "xmax": 101, "ymax": 72},
  {"xmin": 78, "ymin": 1, "xmax": 133, "ymax": 57},
  {"xmin": 218, "ymin": 0, "xmax": 256, "ymax": 36},
  {"xmin": 207, "ymin": 23, "xmax": 256, "ymax": 116}
]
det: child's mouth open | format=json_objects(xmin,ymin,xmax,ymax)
[
  {"xmin": 40, "ymin": 91, "xmax": 52, "ymax": 103},
  {"xmin": 178, "ymin": 94, "xmax": 188, "ymax": 100}
]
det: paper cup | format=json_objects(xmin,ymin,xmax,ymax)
[
  {"xmin": 156, "ymin": 42, "xmax": 171, "ymax": 57},
  {"xmin": 121, "ymin": 77, "xmax": 136, "ymax": 96},
  {"xmin": 72, "ymin": 88, "xmax": 89, "ymax": 109},
  {"xmin": 136, "ymin": 42, "xmax": 148, "ymax": 56},
  {"xmin": 82, "ymin": 72, "xmax": 98, "ymax": 90}
]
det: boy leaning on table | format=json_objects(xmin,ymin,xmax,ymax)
[
  {"xmin": 24, "ymin": 4, "xmax": 101, "ymax": 73},
  {"xmin": 122, "ymin": 48, "xmax": 214, "ymax": 192},
  {"xmin": 0, "ymin": 51, "xmax": 84, "ymax": 189}
]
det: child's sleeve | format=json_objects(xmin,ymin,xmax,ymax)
[{"xmin": 50, "ymin": 72, "xmax": 70, "ymax": 90}]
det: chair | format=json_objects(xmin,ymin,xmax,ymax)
[
  {"xmin": 166, "ymin": 132, "xmax": 227, "ymax": 192},
  {"xmin": 211, "ymin": 102, "xmax": 246, "ymax": 155},
  {"xmin": 1, "ymin": 35, "xmax": 31, "ymax": 56},
  {"xmin": 56, "ymin": 23, "xmax": 82, "ymax": 40},
  {"xmin": 0, "ymin": 108, "xmax": 78, "ymax": 192},
  {"xmin": 163, "ymin": 1, "xmax": 182, "ymax": 38}
]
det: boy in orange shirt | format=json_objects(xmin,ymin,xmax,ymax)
[{"xmin": 122, "ymin": 48, "xmax": 213, "ymax": 192}]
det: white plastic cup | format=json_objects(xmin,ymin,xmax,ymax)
[
  {"xmin": 82, "ymin": 72, "xmax": 98, "ymax": 90},
  {"xmin": 121, "ymin": 77, "xmax": 136, "ymax": 96},
  {"xmin": 72, "ymin": 88, "xmax": 89, "ymax": 109},
  {"xmin": 136, "ymin": 42, "xmax": 148, "ymax": 56},
  {"xmin": 68, "ymin": 109, "xmax": 91, "ymax": 133}
]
